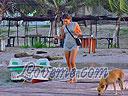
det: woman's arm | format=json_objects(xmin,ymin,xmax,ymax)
[{"xmin": 74, "ymin": 22, "xmax": 82, "ymax": 37}]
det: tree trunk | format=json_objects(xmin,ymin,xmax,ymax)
[
  {"xmin": 112, "ymin": 17, "xmax": 121, "ymax": 48},
  {"xmin": 55, "ymin": 14, "xmax": 61, "ymax": 36},
  {"xmin": 24, "ymin": 21, "xmax": 29, "ymax": 45},
  {"xmin": 49, "ymin": 21, "xmax": 55, "ymax": 37},
  {"xmin": 0, "ymin": 14, "xmax": 2, "ymax": 21},
  {"xmin": 36, "ymin": 22, "xmax": 38, "ymax": 35},
  {"xmin": 55, "ymin": 19, "xmax": 58, "ymax": 35},
  {"xmin": 0, "ymin": 8, "xmax": 3, "ymax": 21}
]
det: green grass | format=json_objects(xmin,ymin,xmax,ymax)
[
  {"xmin": 120, "ymin": 28, "xmax": 128, "ymax": 37},
  {"xmin": 20, "ymin": 35, "xmax": 55, "ymax": 48},
  {"xmin": 26, "ymin": 25, "xmax": 50, "ymax": 32},
  {"xmin": 20, "ymin": 41, "xmax": 55, "ymax": 48},
  {"xmin": 108, "ymin": 29, "xmax": 115, "ymax": 35},
  {"xmin": 33, "ymin": 41, "xmax": 47, "ymax": 48},
  {"xmin": 32, "ymin": 41, "xmax": 55, "ymax": 48},
  {"xmin": 0, "ymin": 28, "xmax": 16, "ymax": 36},
  {"xmin": 39, "ymin": 25, "xmax": 50, "ymax": 28},
  {"xmin": 29, "ymin": 25, "xmax": 50, "ymax": 29},
  {"xmin": 20, "ymin": 44, "xmax": 30, "ymax": 48}
]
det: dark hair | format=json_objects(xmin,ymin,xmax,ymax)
[{"xmin": 62, "ymin": 14, "xmax": 72, "ymax": 19}]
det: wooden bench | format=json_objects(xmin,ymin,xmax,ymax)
[
  {"xmin": 6, "ymin": 36, "xmax": 15, "ymax": 47},
  {"xmin": 22, "ymin": 35, "xmax": 54, "ymax": 47},
  {"xmin": 7, "ymin": 35, "xmax": 55, "ymax": 47},
  {"xmin": 97, "ymin": 37, "xmax": 113, "ymax": 48}
]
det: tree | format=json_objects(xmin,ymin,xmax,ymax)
[
  {"xmin": 2, "ymin": 0, "xmax": 128, "ymax": 48},
  {"xmin": 35, "ymin": 0, "xmax": 88, "ymax": 36},
  {"xmin": 108, "ymin": 0, "xmax": 128, "ymax": 48},
  {"xmin": 84, "ymin": 0, "xmax": 128, "ymax": 48},
  {"xmin": 0, "ymin": 0, "xmax": 13, "ymax": 19}
]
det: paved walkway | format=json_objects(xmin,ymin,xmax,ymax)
[{"xmin": 0, "ymin": 80, "xmax": 128, "ymax": 96}]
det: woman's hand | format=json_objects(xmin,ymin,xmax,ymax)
[
  {"xmin": 73, "ymin": 32, "xmax": 82, "ymax": 38},
  {"xmin": 73, "ymin": 33, "xmax": 78, "ymax": 38}
]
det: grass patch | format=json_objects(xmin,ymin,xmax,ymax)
[
  {"xmin": 120, "ymin": 28, "xmax": 128, "ymax": 37},
  {"xmin": 20, "ymin": 44, "xmax": 30, "ymax": 48},
  {"xmin": 20, "ymin": 37, "xmax": 56, "ymax": 48},
  {"xmin": 32, "ymin": 41, "xmax": 55, "ymax": 48},
  {"xmin": 29, "ymin": 25, "xmax": 50, "ymax": 29},
  {"xmin": 0, "ymin": 28, "xmax": 16, "ymax": 36},
  {"xmin": 33, "ymin": 41, "xmax": 47, "ymax": 48}
]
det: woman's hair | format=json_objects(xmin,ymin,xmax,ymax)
[{"xmin": 62, "ymin": 14, "xmax": 72, "ymax": 20}]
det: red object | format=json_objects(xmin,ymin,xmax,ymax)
[
  {"xmin": 32, "ymin": 79, "xmax": 44, "ymax": 83},
  {"xmin": 82, "ymin": 37, "xmax": 96, "ymax": 53}
]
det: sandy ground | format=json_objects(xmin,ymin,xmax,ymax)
[
  {"xmin": 0, "ymin": 47, "xmax": 128, "ymax": 68},
  {"xmin": 0, "ymin": 47, "xmax": 128, "ymax": 96},
  {"xmin": 0, "ymin": 81, "xmax": 128, "ymax": 96}
]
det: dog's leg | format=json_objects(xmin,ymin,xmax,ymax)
[
  {"xmin": 113, "ymin": 83, "xmax": 117, "ymax": 95},
  {"xmin": 118, "ymin": 79, "xmax": 124, "ymax": 95},
  {"xmin": 118, "ymin": 80, "xmax": 123, "ymax": 89},
  {"xmin": 118, "ymin": 78, "xmax": 124, "ymax": 89},
  {"xmin": 105, "ymin": 84, "xmax": 108, "ymax": 91}
]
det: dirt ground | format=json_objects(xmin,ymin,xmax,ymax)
[{"xmin": 0, "ymin": 47, "xmax": 128, "ymax": 96}]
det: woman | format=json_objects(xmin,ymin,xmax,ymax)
[{"xmin": 55, "ymin": 14, "xmax": 82, "ymax": 83}]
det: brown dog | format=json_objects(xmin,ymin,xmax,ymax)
[{"xmin": 97, "ymin": 68, "xmax": 124, "ymax": 95}]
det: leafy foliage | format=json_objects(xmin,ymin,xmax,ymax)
[{"xmin": 108, "ymin": 0, "xmax": 128, "ymax": 15}]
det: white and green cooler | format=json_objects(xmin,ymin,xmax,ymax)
[{"xmin": 8, "ymin": 58, "xmax": 52, "ymax": 81}]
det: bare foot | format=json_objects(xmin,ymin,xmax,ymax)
[
  {"xmin": 66, "ymin": 79, "xmax": 72, "ymax": 83},
  {"xmin": 69, "ymin": 77, "xmax": 77, "ymax": 84},
  {"xmin": 114, "ymin": 92, "xmax": 118, "ymax": 95}
]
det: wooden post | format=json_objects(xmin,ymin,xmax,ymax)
[
  {"xmin": 8, "ymin": 20, "xmax": 10, "ymax": 37},
  {"xmin": 16, "ymin": 21, "xmax": 19, "ymax": 46},
  {"xmin": 36, "ymin": 21, "xmax": 38, "ymax": 35},
  {"xmin": 95, "ymin": 20, "xmax": 98, "ymax": 48},
  {"xmin": 6, "ymin": 20, "xmax": 11, "ymax": 47},
  {"xmin": 90, "ymin": 20, "xmax": 92, "ymax": 36},
  {"xmin": 24, "ymin": 21, "xmax": 29, "ymax": 46}
]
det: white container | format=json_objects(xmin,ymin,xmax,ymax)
[
  {"xmin": 36, "ymin": 58, "xmax": 51, "ymax": 67},
  {"xmin": 8, "ymin": 58, "xmax": 52, "ymax": 81}
]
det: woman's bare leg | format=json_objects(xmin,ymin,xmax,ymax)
[
  {"xmin": 64, "ymin": 51, "xmax": 72, "ymax": 82},
  {"xmin": 70, "ymin": 47, "xmax": 78, "ymax": 83},
  {"xmin": 65, "ymin": 51, "xmax": 72, "ymax": 71}
]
